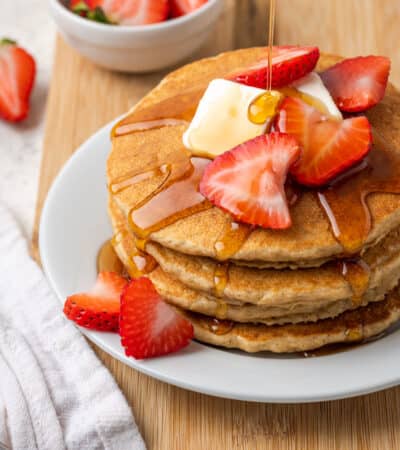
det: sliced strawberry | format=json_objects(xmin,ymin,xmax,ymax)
[
  {"xmin": 0, "ymin": 39, "xmax": 35, "ymax": 122},
  {"xmin": 228, "ymin": 46, "xmax": 320, "ymax": 89},
  {"xmin": 102, "ymin": 0, "xmax": 169, "ymax": 25},
  {"xmin": 120, "ymin": 277, "xmax": 193, "ymax": 359},
  {"xmin": 199, "ymin": 133, "xmax": 300, "ymax": 229},
  {"xmin": 274, "ymin": 97, "xmax": 372, "ymax": 186},
  {"xmin": 64, "ymin": 272, "xmax": 128, "ymax": 332},
  {"xmin": 320, "ymin": 56, "xmax": 390, "ymax": 112},
  {"xmin": 169, "ymin": 0, "xmax": 207, "ymax": 17},
  {"xmin": 70, "ymin": 0, "xmax": 169, "ymax": 24}
]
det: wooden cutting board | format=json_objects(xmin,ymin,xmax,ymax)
[{"xmin": 32, "ymin": 1, "xmax": 400, "ymax": 448}]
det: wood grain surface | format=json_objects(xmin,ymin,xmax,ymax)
[{"xmin": 32, "ymin": 1, "xmax": 400, "ymax": 448}]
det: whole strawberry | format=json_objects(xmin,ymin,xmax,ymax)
[{"xmin": 0, "ymin": 39, "xmax": 36, "ymax": 122}]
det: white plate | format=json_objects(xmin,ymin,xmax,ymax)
[{"xmin": 39, "ymin": 119, "xmax": 400, "ymax": 403}]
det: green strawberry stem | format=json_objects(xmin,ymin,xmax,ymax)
[
  {"xmin": 0, "ymin": 38, "xmax": 17, "ymax": 46},
  {"xmin": 71, "ymin": 1, "xmax": 90, "ymax": 14},
  {"xmin": 71, "ymin": 2, "xmax": 112, "ymax": 24},
  {"xmin": 87, "ymin": 7, "xmax": 112, "ymax": 24}
]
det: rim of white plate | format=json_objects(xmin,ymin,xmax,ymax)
[{"xmin": 39, "ymin": 118, "xmax": 400, "ymax": 403}]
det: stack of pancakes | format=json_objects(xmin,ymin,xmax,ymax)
[{"xmin": 107, "ymin": 48, "xmax": 400, "ymax": 353}]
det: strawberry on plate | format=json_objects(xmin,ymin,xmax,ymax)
[
  {"xmin": 70, "ymin": 0, "xmax": 169, "ymax": 25},
  {"xmin": 274, "ymin": 97, "xmax": 372, "ymax": 187},
  {"xmin": 199, "ymin": 133, "xmax": 300, "ymax": 229},
  {"xmin": 169, "ymin": 0, "xmax": 207, "ymax": 17},
  {"xmin": 64, "ymin": 272, "xmax": 128, "ymax": 332},
  {"xmin": 120, "ymin": 277, "xmax": 193, "ymax": 359},
  {"xmin": 227, "ymin": 46, "xmax": 320, "ymax": 89},
  {"xmin": 0, "ymin": 39, "xmax": 36, "ymax": 122},
  {"xmin": 320, "ymin": 56, "xmax": 390, "ymax": 112}
]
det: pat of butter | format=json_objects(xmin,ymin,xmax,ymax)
[
  {"xmin": 292, "ymin": 72, "xmax": 342, "ymax": 120},
  {"xmin": 183, "ymin": 79, "xmax": 267, "ymax": 157}
]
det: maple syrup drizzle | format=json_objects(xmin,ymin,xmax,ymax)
[
  {"xmin": 279, "ymin": 87, "xmax": 331, "ymax": 116},
  {"xmin": 108, "ymin": 0, "xmax": 400, "ymax": 272},
  {"xmin": 199, "ymin": 316, "xmax": 235, "ymax": 335},
  {"xmin": 339, "ymin": 259, "xmax": 371, "ymax": 306},
  {"xmin": 112, "ymin": 87, "xmax": 206, "ymax": 137},
  {"xmin": 247, "ymin": 0, "xmax": 280, "ymax": 126},
  {"xmin": 214, "ymin": 221, "xmax": 252, "ymax": 260},
  {"xmin": 215, "ymin": 301, "xmax": 228, "ymax": 319},
  {"xmin": 317, "ymin": 133, "xmax": 400, "ymax": 254},
  {"xmin": 267, "ymin": 0, "xmax": 276, "ymax": 92},
  {"xmin": 129, "ymin": 249, "xmax": 158, "ymax": 278},
  {"xmin": 135, "ymin": 237, "xmax": 148, "ymax": 252},
  {"xmin": 97, "ymin": 240, "xmax": 124, "ymax": 275},
  {"xmin": 114, "ymin": 119, "xmax": 188, "ymax": 137},
  {"xmin": 129, "ymin": 157, "xmax": 212, "ymax": 239},
  {"xmin": 110, "ymin": 233, "xmax": 157, "ymax": 278},
  {"xmin": 248, "ymin": 90, "xmax": 283, "ymax": 125},
  {"xmin": 213, "ymin": 262, "xmax": 230, "ymax": 298},
  {"xmin": 110, "ymin": 164, "xmax": 170, "ymax": 194}
]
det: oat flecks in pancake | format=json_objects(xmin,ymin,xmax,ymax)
[
  {"xmin": 109, "ymin": 198, "xmax": 400, "ymax": 318},
  {"xmin": 106, "ymin": 48, "xmax": 400, "ymax": 354},
  {"xmin": 183, "ymin": 288, "xmax": 400, "ymax": 353},
  {"xmin": 109, "ymin": 193, "xmax": 400, "ymax": 351}
]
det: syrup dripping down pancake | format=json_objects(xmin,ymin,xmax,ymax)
[
  {"xmin": 109, "ymin": 197, "xmax": 400, "ymax": 317},
  {"xmin": 108, "ymin": 49, "xmax": 400, "ymax": 264}
]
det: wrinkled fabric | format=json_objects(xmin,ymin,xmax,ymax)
[{"xmin": 0, "ymin": 204, "xmax": 146, "ymax": 450}]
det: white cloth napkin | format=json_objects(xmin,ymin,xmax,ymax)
[{"xmin": 0, "ymin": 204, "xmax": 146, "ymax": 450}]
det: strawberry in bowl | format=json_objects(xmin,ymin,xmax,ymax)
[
  {"xmin": 68, "ymin": 0, "xmax": 170, "ymax": 25},
  {"xmin": 50, "ymin": 0, "xmax": 223, "ymax": 72},
  {"xmin": 68, "ymin": 0, "xmax": 209, "ymax": 25}
]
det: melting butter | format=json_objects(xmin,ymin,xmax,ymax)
[{"xmin": 183, "ymin": 79, "xmax": 269, "ymax": 158}]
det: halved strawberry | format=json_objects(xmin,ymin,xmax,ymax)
[
  {"xmin": 274, "ymin": 97, "xmax": 372, "ymax": 186},
  {"xmin": 64, "ymin": 272, "xmax": 128, "ymax": 332},
  {"xmin": 106, "ymin": 0, "xmax": 169, "ymax": 25},
  {"xmin": 169, "ymin": 0, "xmax": 207, "ymax": 17},
  {"xmin": 70, "ymin": 0, "xmax": 169, "ymax": 25},
  {"xmin": 320, "ymin": 56, "xmax": 390, "ymax": 112},
  {"xmin": 199, "ymin": 133, "xmax": 300, "ymax": 229},
  {"xmin": 228, "ymin": 46, "xmax": 320, "ymax": 89},
  {"xmin": 0, "ymin": 39, "xmax": 36, "ymax": 122},
  {"xmin": 120, "ymin": 277, "xmax": 193, "ymax": 359}
]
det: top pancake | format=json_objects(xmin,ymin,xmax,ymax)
[{"xmin": 108, "ymin": 48, "xmax": 400, "ymax": 264}]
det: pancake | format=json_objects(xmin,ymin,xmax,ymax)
[
  {"xmin": 145, "ymin": 229, "xmax": 400, "ymax": 305},
  {"xmin": 182, "ymin": 287, "xmax": 400, "ymax": 353},
  {"xmin": 108, "ymin": 48, "xmax": 400, "ymax": 265},
  {"xmin": 106, "ymin": 47, "xmax": 400, "ymax": 353},
  {"xmin": 109, "ymin": 198, "xmax": 400, "ymax": 324},
  {"xmin": 148, "ymin": 266, "xmax": 386, "ymax": 325}
]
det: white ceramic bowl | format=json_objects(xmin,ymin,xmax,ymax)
[{"xmin": 49, "ymin": 0, "xmax": 223, "ymax": 73}]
